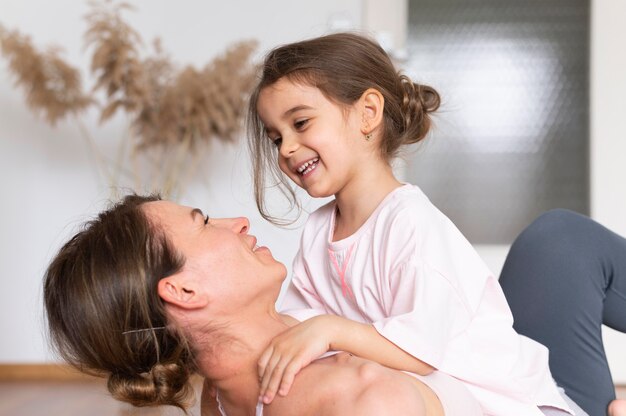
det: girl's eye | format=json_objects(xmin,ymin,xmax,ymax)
[
  {"xmin": 272, "ymin": 137, "xmax": 283, "ymax": 148},
  {"xmin": 204, "ymin": 214, "xmax": 210, "ymax": 225},
  {"xmin": 294, "ymin": 119, "xmax": 309, "ymax": 130}
]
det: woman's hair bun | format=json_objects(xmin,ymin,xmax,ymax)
[{"xmin": 107, "ymin": 362, "xmax": 192, "ymax": 410}]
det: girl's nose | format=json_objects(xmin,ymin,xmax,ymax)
[{"xmin": 279, "ymin": 134, "xmax": 299, "ymax": 158}]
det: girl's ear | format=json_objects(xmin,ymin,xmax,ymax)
[
  {"xmin": 157, "ymin": 273, "xmax": 208, "ymax": 310},
  {"xmin": 360, "ymin": 88, "xmax": 385, "ymax": 134}
]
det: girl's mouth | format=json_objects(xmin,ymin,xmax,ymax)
[{"xmin": 296, "ymin": 158, "xmax": 319, "ymax": 176}]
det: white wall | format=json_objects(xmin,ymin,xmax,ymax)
[
  {"xmin": 0, "ymin": 0, "xmax": 362, "ymax": 362},
  {"xmin": 1, "ymin": 0, "xmax": 624, "ymax": 384}
]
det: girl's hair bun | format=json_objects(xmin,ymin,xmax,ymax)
[{"xmin": 398, "ymin": 74, "xmax": 441, "ymax": 146}]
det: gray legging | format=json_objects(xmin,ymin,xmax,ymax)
[{"xmin": 500, "ymin": 209, "xmax": 626, "ymax": 416}]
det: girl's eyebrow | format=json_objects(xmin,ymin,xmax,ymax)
[
  {"xmin": 264, "ymin": 126, "xmax": 277, "ymax": 136},
  {"xmin": 283, "ymin": 105, "xmax": 313, "ymax": 118},
  {"xmin": 263, "ymin": 105, "xmax": 314, "ymax": 134}
]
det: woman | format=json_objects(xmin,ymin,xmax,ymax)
[
  {"xmin": 44, "ymin": 195, "xmax": 625, "ymax": 415},
  {"xmin": 44, "ymin": 194, "xmax": 443, "ymax": 416}
]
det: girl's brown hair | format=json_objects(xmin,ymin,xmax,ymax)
[
  {"xmin": 247, "ymin": 32, "xmax": 441, "ymax": 224},
  {"xmin": 43, "ymin": 195, "xmax": 195, "ymax": 411}
]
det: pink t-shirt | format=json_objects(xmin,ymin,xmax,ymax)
[{"xmin": 281, "ymin": 184, "xmax": 572, "ymax": 416}]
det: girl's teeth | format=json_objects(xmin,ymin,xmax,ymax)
[
  {"xmin": 302, "ymin": 165, "xmax": 315, "ymax": 175},
  {"xmin": 298, "ymin": 158, "xmax": 318, "ymax": 174}
]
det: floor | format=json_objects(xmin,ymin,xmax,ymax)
[
  {"xmin": 0, "ymin": 378, "xmax": 203, "ymax": 416},
  {"xmin": 0, "ymin": 379, "xmax": 624, "ymax": 415}
]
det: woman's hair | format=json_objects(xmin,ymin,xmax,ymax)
[
  {"xmin": 43, "ymin": 194, "xmax": 195, "ymax": 411},
  {"xmin": 247, "ymin": 32, "xmax": 441, "ymax": 224}
]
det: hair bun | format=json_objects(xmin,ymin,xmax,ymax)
[
  {"xmin": 398, "ymin": 74, "xmax": 441, "ymax": 145},
  {"xmin": 107, "ymin": 362, "xmax": 192, "ymax": 409}
]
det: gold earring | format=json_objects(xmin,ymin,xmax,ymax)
[{"xmin": 365, "ymin": 132, "xmax": 373, "ymax": 141}]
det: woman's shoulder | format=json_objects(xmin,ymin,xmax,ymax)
[
  {"xmin": 264, "ymin": 353, "xmax": 352, "ymax": 415},
  {"xmin": 266, "ymin": 353, "xmax": 423, "ymax": 416}
]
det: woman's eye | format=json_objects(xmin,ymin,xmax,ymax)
[
  {"xmin": 204, "ymin": 215, "xmax": 210, "ymax": 225},
  {"xmin": 294, "ymin": 119, "xmax": 309, "ymax": 129},
  {"xmin": 272, "ymin": 137, "xmax": 283, "ymax": 148}
]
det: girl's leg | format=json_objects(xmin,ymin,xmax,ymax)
[{"xmin": 499, "ymin": 209, "xmax": 626, "ymax": 416}]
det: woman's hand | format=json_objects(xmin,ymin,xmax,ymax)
[{"xmin": 257, "ymin": 315, "xmax": 335, "ymax": 404}]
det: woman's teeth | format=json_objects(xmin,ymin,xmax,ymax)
[{"xmin": 297, "ymin": 158, "xmax": 319, "ymax": 175}]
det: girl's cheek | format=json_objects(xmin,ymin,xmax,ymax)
[{"xmin": 278, "ymin": 160, "xmax": 291, "ymax": 176}]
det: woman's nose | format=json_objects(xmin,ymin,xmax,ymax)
[
  {"xmin": 230, "ymin": 217, "xmax": 249, "ymax": 234},
  {"xmin": 212, "ymin": 217, "xmax": 249, "ymax": 234}
]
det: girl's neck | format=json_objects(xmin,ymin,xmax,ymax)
[
  {"xmin": 195, "ymin": 312, "xmax": 296, "ymax": 415},
  {"xmin": 333, "ymin": 163, "xmax": 402, "ymax": 241}
]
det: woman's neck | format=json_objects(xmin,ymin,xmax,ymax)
[
  {"xmin": 333, "ymin": 162, "xmax": 402, "ymax": 241},
  {"xmin": 195, "ymin": 311, "xmax": 295, "ymax": 415}
]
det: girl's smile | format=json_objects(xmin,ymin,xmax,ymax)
[{"xmin": 294, "ymin": 157, "xmax": 319, "ymax": 177}]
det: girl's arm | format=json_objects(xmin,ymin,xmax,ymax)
[
  {"xmin": 258, "ymin": 314, "xmax": 433, "ymax": 404},
  {"xmin": 328, "ymin": 315, "xmax": 434, "ymax": 373}
]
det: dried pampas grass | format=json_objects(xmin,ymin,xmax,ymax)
[
  {"xmin": 0, "ymin": 25, "xmax": 93, "ymax": 125},
  {"xmin": 0, "ymin": 1, "xmax": 258, "ymax": 199},
  {"xmin": 84, "ymin": 1, "xmax": 147, "ymax": 120},
  {"xmin": 133, "ymin": 40, "xmax": 257, "ymax": 149}
]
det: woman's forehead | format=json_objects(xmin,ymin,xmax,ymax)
[{"xmin": 141, "ymin": 200, "xmax": 194, "ymax": 225}]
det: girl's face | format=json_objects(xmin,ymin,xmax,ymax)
[{"xmin": 256, "ymin": 78, "xmax": 365, "ymax": 198}]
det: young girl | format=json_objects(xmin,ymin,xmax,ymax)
[{"xmin": 247, "ymin": 33, "xmax": 618, "ymax": 416}]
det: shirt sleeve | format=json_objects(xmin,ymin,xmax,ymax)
[
  {"xmin": 372, "ymin": 258, "xmax": 473, "ymax": 369},
  {"xmin": 279, "ymin": 246, "xmax": 328, "ymax": 322},
  {"xmin": 370, "ymin": 200, "xmax": 490, "ymax": 370}
]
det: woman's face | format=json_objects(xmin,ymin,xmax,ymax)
[{"xmin": 142, "ymin": 201, "xmax": 287, "ymax": 310}]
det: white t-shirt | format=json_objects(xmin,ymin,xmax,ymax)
[{"xmin": 281, "ymin": 184, "xmax": 571, "ymax": 416}]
